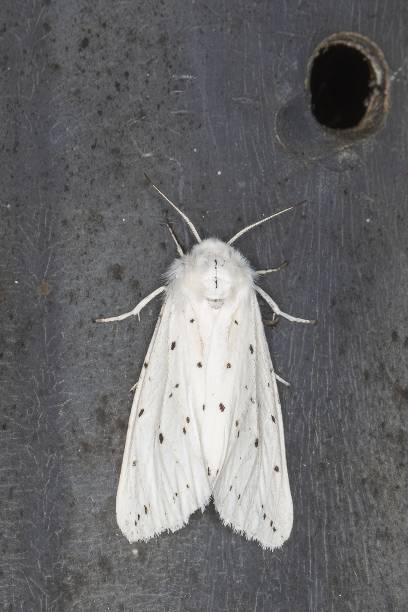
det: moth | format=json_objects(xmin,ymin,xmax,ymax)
[{"xmin": 97, "ymin": 176, "xmax": 314, "ymax": 550}]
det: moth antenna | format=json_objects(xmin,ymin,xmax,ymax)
[
  {"xmin": 144, "ymin": 173, "xmax": 202, "ymax": 243},
  {"xmin": 227, "ymin": 201, "xmax": 306, "ymax": 245}
]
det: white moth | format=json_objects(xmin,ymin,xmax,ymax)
[{"xmin": 97, "ymin": 176, "xmax": 314, "ymax": 550}]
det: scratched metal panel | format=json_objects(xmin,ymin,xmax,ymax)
[{"xmin": 1, "ymin": 1, "xmax": 407, "ymax": 610}]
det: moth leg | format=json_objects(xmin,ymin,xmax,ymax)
[
  {"xmin": 95, "ymin": 286, "xmax": 166, "ymax": 323},
  {"xmin": 257, "ymin": 260, "xmax": 288, "ymax": 275},
  {"xmin": 275, "ymin": 374, "xmax": 290, "ymax": 386},
  {"xmin": 256, "ymin": 286, "xmax": 316, "ymax": 324},
  {"xmin": 263, "ymin": 314, "xmax": 280, "ymax": 327},
  {"xmin": 167, "ymin": 223, "xmax": 184, "ymax": 256}
]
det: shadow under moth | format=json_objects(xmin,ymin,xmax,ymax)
[{"xmin": 97, "ymin": 175, "xmax": 315, "ymax": 549}]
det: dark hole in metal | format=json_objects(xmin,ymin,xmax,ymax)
[
  {"xmin": 308, "ymin": 33, "xmax": 390, "ymax": 137},
  {"xmin": 310, "ymin": 44, "xmax": 372, "ymax": 129}
]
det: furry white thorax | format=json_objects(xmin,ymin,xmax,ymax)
[{"xmin": 166, "ymin": 238, "xmax": 255, "ymax": 308}]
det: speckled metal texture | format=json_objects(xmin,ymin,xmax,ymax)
[{"xmin": 1, "ymin": 1, "xmax": 407, "ymax": 611}]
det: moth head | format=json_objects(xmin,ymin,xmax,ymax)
[{"xmin": 169, "ymin": 238, "xmax": 254, "ymax": 308}]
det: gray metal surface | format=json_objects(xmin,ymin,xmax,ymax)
[{"xmin": 1, "ymin": 1, "xmax": 407, "ymax": 610}]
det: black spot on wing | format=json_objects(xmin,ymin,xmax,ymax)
[
  {"xmin": 274, "ymin": 465, "xmax": 279, "ymax": 472},
  {"xmin": 190, "ymin": 318, "xmax": 195, "ymax": 323},
  {"xmin": 219, "ymin": 403, "xmax": 226, "ymax": 412},
  {"xmin": 144, "ymin": 505, "xmax": 148, "ymax": 514},
  {"xmin": 226, "ymin": 362, "xmax": 231, "ymax": 369},
  {"xmin": 138, "ymin": 409, "xmax": 144, "ymax": 417},
  {"xmin": 186, "ymin": 417, "xmax": 190, "ymax": 423},
  {"xmin": 159, "ymin": 433, "xmax": 164, "ymax": 444},
  {"xmin": 182, "ymin": 427, "xmax": 186, "ymax": 434},
  {"xmin": 271, "ymin": 415, "xmax": 276, "ymax": 423},
  {"xmin": 249, "ymin": 344, "xmax": 254, "ymax": 354},
  {"xmin": 144, "ymin": 362, "xmax": 148, "ymax": 368},
  {"xmin": 255, "ymin": 438, "xmax": 259, "ymax": 448},
  {"xmin": 171, "ymin": 341, "xmax": 176, "ymax": 350},
  {"xmin": 197, "ymin": 362, "xmax": 202, "ymax": 368}
]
